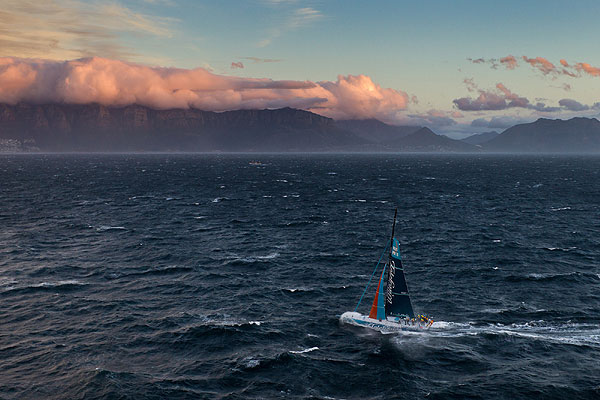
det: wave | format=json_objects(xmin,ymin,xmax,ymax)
[
  {"xmin": 96, "ymin": 225, "xmax": 126, "ymax": 232},
  {"xmin": 289, "ymin": 346, "xmax": 319, "ymax": 354},
  {"xmin": 543, "ymin": 246, "xmax": 577, "ymax": 252},
  {"xmin": 505, "ymin": 271, "xmax": 598, "ymax": 283},
  {"xmin": 117, "ymin": 265, "xmax": 194, "ymax": 278},
  {"xmin": 283, "ymin": 284, "xmax": 351, "ymax": 294},
  {"xmin": 1, "ymin": 279, "xmax": 87, "ymax": 294},
  {"xmin": 550, "ymin": 206, "xmax": 572, "ymax": 211},
  {"xmin": 237, "ymin": 352, "xmax": 293, "ymax": 371},
  {"xmin": 212, "ymin": 197, "xmax": 229, "ymax": 203},
  {"xmin": 222, "ymin": 252, "xmax": 281, "ymax": 266}
]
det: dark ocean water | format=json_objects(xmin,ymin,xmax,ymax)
[{"xmin": 1, "ymin": 154, "xmax": 599, "ymax": 399}]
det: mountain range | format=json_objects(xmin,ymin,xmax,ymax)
[
  {"xmin": 461, "ymin": 131, "xmax": 499, "ymax": 145},
  {"xmin": 0, "ymin": 102, "xmax": 599, "ymax": 152}
]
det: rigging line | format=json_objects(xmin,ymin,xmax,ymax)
[{"xmin": 354, "ymin": 244, "xmax": 389, "ymax": 312}]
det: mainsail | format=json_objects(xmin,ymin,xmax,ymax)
[
  {"xmin": 384, "ymin": 209, "xmax": 415, "ymax": 318},
  {"xmin": 385, "ymin": 238, "xmax": 415, "ymax": 318}
]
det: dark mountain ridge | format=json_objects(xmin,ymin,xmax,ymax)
[
  {"xmin": 4, "ymin": 103, "xmax": 597, "ymax": 153},
  {"xmin": 0, "ymin": 103, "xmax": 473, "ymax": 152},
  {"xmin": 485, "ymin": 117, "xmax": 600, "ymax": 152},
  {"xmin": 0, "ymin": 103, "xmax": 365, "ymax": 151},
  {"xmin": 335, "ymin": 118, "xmax": 421, "ymax": 143},
  {"xmin": 393, "ymin": 127, "xmax": 477, "ymax": 152}
]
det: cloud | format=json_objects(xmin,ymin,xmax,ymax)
[
  {"xmin": 258, "ymin": 7, "xmax": 323, "ymax": 47},
  {"xmin": 499, "ymin": 55, "xmax": 518, "ymax": 69},
  {"xmin": 454, "ymin": 81, "xmax": 568, "ymax": 112},
  {"xmin": 453, "ymin": 82, "xmax": 523, "ymax": 111},
  {"xmin": 467, "ymin": 56, "xmax": 518, "ymax": 70},
  {"xmin": 243, "ymin": 57, "xmax": 282, "ymax": 63},
  {"xmin": 521, "ymin": 56, "xmax": 556, "ymax": 75},
  {"xmin": 468, "ymin": 58, "xmax": 485, "ymax": 64},
  {"xmin": 453, "ymin": 92, "xmax": 507, "ymax": 111},
  {"xmin": 471, "ymin": 54, "xmax": 600, "ymax": 79},
  {"xmin": 0, "ymin": 57, "xmax": 409, "ymax": 121},
  {"xmin": 573, "ymin": 62, "xmax": 600, "ymax": 77},
  {"xmin": 471, "ymin": 116, "xmax": 532, "ymax": 129},
  {"xmin": 558, "ymin": 98, "xmax": 589, "ymax": 111},
  {"xmin": 231, "ymin": 62, "xmax": 244, "ymax": 69},
  {"xmin": 398, "ymin": 109, "xmax": 459, "ymax": 129},
  {"xmin": 0, "ymin": 0, "xmax": 176, "ymax": 63},
  {"xmin": 463, "ymin": 78, "xmax": 478, "ymax": 92}
]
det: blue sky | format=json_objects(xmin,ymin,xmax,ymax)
[{"xmin": 1, "ymin": 0, "xmax": 600, "ymax": 136}]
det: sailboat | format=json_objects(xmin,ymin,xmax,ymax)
[{"xmin": 340, "ymin": 208, "xmax": 433, "ymax": 332}]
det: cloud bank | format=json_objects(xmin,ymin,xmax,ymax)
[
  {"xmin": 0, "ymin": 57, "xmax": 409, "ymax": 121},
  {"xmin": 452, "ymin": 81, "xmax": 584, "ymax": 113},
  {"xmin": 469, "ymin": 54, "xmax": 600, "ymax": 79}
]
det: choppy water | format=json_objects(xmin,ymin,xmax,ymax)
[{"xmin": 1, "ymin": 154, "xmax": 599, "ymax": 399}]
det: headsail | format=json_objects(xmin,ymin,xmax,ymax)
[
  {"xmin": 368, "ymin": 264, "xmax": 387, "ymax": 320},
  {"xmin": 384, "ymin": 209, "xmax": 415, "ymax": 318}
]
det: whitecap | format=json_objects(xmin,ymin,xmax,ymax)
[
  {"xmin": 290, "ymin": 347, "xmax": 319, "ymax": 354},
  {"xmin": 256, "ymin": 252, "xmax": 279, "ymax": 260},
  {"xmin": 244, "ymin": 358, "xmax": 260, "ymax": 368},
  {"xmin": 284, "ymin": 287, "xmax": 310, "ymax": 293},
  {"xmin": 96, "ymin": 225, "xmax": 126, "ymax": 232},
  {"xmin": 544, "ymin": 246, "xmax": 576, "ymax": 252},
  {"xmin": 31, "ymin": 280, "xmax": 87, "ymax": 288}
]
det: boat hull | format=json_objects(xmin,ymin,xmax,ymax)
[{"xmin": 340, "ymin": 311, "xmax": 431, "ymax": 332}]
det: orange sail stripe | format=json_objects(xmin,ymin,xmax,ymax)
[{"xmin": 369, "ymin": 273, "xmax": 383, "ymax": 319}]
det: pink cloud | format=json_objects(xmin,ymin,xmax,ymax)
[
  {"xmin": 574, "ymin": 62, "xmax": 600, "ymax": 77},
  {"xmin": 230, "ymin": 61, "xmax": 244, "ymax": 69},
  {"xmin": 0, "ymin": 57, "xmax": 409, "ymax": 120},
  {"xmin": 499, "ymin": 55, "xmax": 518, "ymax": 69},
  {"xmin": 453, "ymin": 81, "xmax": 559, "ymax": 112},
  {"xmin": 521, "ymin": 56, "xmax": 556, "ymax": 75},
  {"xmin": 471, "ymin": 55, "xmax": 600, "ymax": 79}
]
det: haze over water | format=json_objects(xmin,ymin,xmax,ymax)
[{"xmin": 1, "ymin": 154, "xmax": 599, "ymax": 399}]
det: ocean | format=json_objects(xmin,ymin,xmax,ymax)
[{"xmin": 1, "ymin": 154, "xmax": 599, "ymax": 399}]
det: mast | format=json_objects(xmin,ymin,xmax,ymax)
[
  {"xmin": 389, "ymin": 208, "xmax": 397, "ymax": 259},
  {"xmin": 385, "ymin": 208, "xmax": 397, "ymax": 284}
]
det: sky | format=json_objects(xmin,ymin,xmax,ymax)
[{"xmin": 1, "ymin": 0, "xmax": 600, "ymax": 137}]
